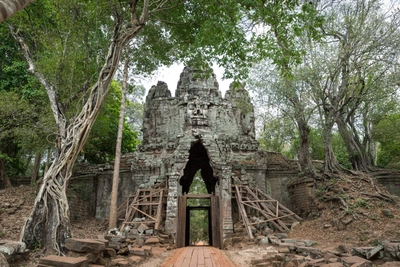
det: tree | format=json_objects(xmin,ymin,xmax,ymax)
[
  {"xmin": 0, "ymin": 0, "xmax": 35, "ymax": 23},
  {"xmin": 6, "ymin": 0, "xmax": 322, "ymax": 253},
  {"xmin": 309, "ymin": 0, "xmax": 400, "ymax": 171},
  {"xmin": 247, "ymin": 62, "xmax": 317, "ymax": 176},
  {"xmin": 109, "ymin": 52, "xmax": 129, "ymax": 229},
  {"xmin": 374, "ymin": 113, "xmax": 400, "ymax": 168}
]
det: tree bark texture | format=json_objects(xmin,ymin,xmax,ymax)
[
  {"xmin": 336, "ymin": 115, "xmax": 370, "ymax": 171},
  {"xmin": 296, "ymin": 117, "xmax": 315, "ymax": 177},
  {"xmin": 322, "ymin": 120, "xmax": 342, "ymax": 173},
  {"xmin": 0, "ymin": 0, "xmax": 36, "ymax": 22},
  {"xmin": 31, "ymin": 152, "xmax": 41, "ymax": 185},
  {"xmin": 16, "ymin": 1, "xmax": 150, "ymax": 254},
  {"xmin": 0, "ymin": 158, "xmax": 12, "ymax": 188}
]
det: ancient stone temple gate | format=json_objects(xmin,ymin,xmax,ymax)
[{"xmin": 71, "ymin": 66, "xmax": 299, "ymax": 247}]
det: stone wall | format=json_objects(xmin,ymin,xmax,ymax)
[{"xmin": 287, "ymin": 178, "xmax": 318, "ymax": 218}]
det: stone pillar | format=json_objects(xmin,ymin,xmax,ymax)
[
  {"xmin": 219, "ymin": 166, "xmax": 233, "ymax": 240},
  {"xmin": 165, "ymin": 173, "xmax": 180, "ymax": 236}
]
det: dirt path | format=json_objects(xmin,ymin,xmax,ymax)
[{"xmin": 160, "ymin": 246, "xmax": 237, "ymax": 267}]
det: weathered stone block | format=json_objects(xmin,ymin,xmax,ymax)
[
  {"xmin": 0, "ymin": 240, "xmax": 26, "ymax": 258},
  {"xmin": 129, "ymin": 255, "xmax": 142, "ymax": 264},
  {"xmin": 39, "ymin": 255, "xmax": 88, "ymax": 267},
  {"xmin": 103, "ymin": 248, "xmax": 116, "ymax": 258},
  {"xmin": 144, "ymin": 237, "xmax": 159, "ymax": 245},
  {"xmin": 130, "ymin": 247, "xmax": 146, "ymax": 256},
  {"xmin": 65, "ymin": 239, "xmax": 106, "ymax": 254},
  {"xmin": 340, "ymin": 256, "xmax": 372, "ymax": 267}
]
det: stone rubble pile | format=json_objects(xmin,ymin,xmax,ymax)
[
  {"xmin": 36, "ymin": 231, "xmax": 172, "ymax": 267},
  {"xmin": 0, "ymin": 240, "xmax": 29, "ymax": 267},
  {"xmin": 234, "ymin": 233, "xmax": 400, "ymax": 267}
]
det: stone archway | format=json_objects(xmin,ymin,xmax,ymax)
[
  {"xmin": 176, "ymin": 141, "xmax": 222, "ymax": 248},
  {"xmin": 179, "ymin": 142, "xmax": 218, "ymax": 194}
]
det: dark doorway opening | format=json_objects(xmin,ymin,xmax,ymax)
[{"xmin": 179, "ymin": 142, "xmax": 218, "ymax": 194}]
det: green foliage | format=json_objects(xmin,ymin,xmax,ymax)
[
  {"xmin": 187, "ymin": 172, "xmax": 210, "ymax": 243},
  {"xmin": 373, "ymin": 113, "xmax": 400, "ymax": 168},
  {"xmin": 82, "ymin": 81, "xmax": 140, "ymax": 163},
  {"xmin": 258, "ymin": 116, "xmax": 297, "ymax": 155}
]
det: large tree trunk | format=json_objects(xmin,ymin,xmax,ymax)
[
  {"xmin": 0, "ymin": 158, "xmax": 12, "ymax": 188},
  {"xmin": 295, "ymin": 116, "xmax": 315, "ymax": 177},
  {"xmin": 0, "ymin": 0, "xmax": 36, "ymax": 22},
  {"xmin": 322, "ymin": 109, "xmax": 343, "ymax": 173},
  {"xmin": 17, "ymin": 3, "xmax": 149, "ymax": 254},
  {"xmin": 323, "ymin": 122, "xmax": 342, "ymax": 173},
  {"xmin": 31, "ymin": 152, "xmax": 41, "ymax": 185},
  {"xmin": 336, "ymin": 115, "xmax": 370, "ymax": 171}
]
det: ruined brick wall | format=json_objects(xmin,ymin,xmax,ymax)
[{"xmin": 287, "ymin": 178, "xmax": 318, "ymax": 218}]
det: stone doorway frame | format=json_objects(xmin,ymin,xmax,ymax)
[{"xmin": 176, "ymin": 194, "xmax": 222, "ymax": 248}]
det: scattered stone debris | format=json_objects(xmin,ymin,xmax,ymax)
[
  {"xmin": 34, "ymin": 230, "xmax": 172, "ymax": 267},
  {"xmin": 0, "ymin": 240, "xmax": 29, "ymax": 265},
  {"xmin": 226, "ymin": 233, "xmax": 400, "ymax": 267}
]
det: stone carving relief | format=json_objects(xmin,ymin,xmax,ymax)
[{"xmin": 186, "ymin": 98, "xmax": 210, "ymax": 126}]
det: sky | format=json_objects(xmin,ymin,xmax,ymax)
[{"xmin": 139, "ymin": 63, "xmax": 233, "ymax": 99}]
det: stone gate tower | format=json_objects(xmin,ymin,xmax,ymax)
[
  {"xmin": 71, "ymin": 66, "xmax": 298, "ymax": 246},
  {"xmin": 141, "ymin": 66, "xmax": 261, "ymax": 237}
]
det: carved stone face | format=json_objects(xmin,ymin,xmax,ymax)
[{"xmin": 186, "ymin": 98, "xmax": 209, "ymax": 126}]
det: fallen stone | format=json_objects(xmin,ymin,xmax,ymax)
[
  {"xmin": 366, "ymin": 244, "xmax": 383, "ymax": 259},
  {"xmin": 380, "ymin": 262, "xmax": 400, "ymax": 267},
  {"xmin": 269, "ymin": 236, "xmax": 281, "ymax": 245},
  {"xmin": 259, "ymin": 237, "xmax": 269, "ymax": 245},
  {"xmin": 282, "ymin": 239, "xmax": 298, "ymax": 244},
  {"xmin": 65, "ymin": 239, "xmax": 106, "ymax": 254},
  {"xmin": 0, "ymin": 253, "xmax": 9, "ymax": 267},
  {"xmin": 323, "ymin": 252, "xmax": 339, "ymax": 262},
  {"xmin": 340, "ymin": 256, "xmax": 372, "ymax": 267},
  {"xmin": 117, "ymin": 247, "xmax": 129, "ymax": 255},
  {"xmin": 278, "ymin": 247, "xmax": 291, "ymax": 253},
  {"xmin": 351, "ymin": 247, "xmax": 374, "ymax": 258},
  {"xmin": 144, "ymin": 237, "xmax": 159, "ymax": 245},
  {"xmin": 142, "ymin": 245, "xmax": 152, "ymax": 255},
  {"xmin": 321, "ymin": 263, "xmax": 343, "ymax": 267},
  {"xmin": 130, "ymin": 247, "xmax": 145, "ymax": 256},
  {"xmin": 94, "ymin": 257, "xmax": 110, "ymax": 266},
  {"xmin": 129, "ymin": 255, "xmax": 143, "ymax": 264},
  {"xmin": 250, "ymin": 257, "xmax": 265, "ymax": 265},
  {"xmin": 304, "ymin": 240, "xmax": 317, "ymax": 247},
  {"xmin": 279, "ymin": 242, "xmax": 297, "ymax": 251},
  {"xmin": 151, "ymin": 247, "xmax": 166, "ymax": 256},
  {"xmin": 104, "ymin": 235, "xmax": 126, "ymax": 243},
  {"xmin": 111, "ymin": 257, "xmax": 130, "ymax": 267},
  {"xmin": 275, "ymin": 233, "xmax": 288, "ymax": 239},
  {"xmin": 297, "ymin": 246, "xmax": 322, "ymax": 257},
  {"xmin": 137, "ymin": 223, "xmax": 149, "ymax": 234},
  {"xmin": 145, "ymin": 229, "xmax": 154, "ymax": 235},
  {"xmin": 254, "ymin": 263, "xmax": 271, "ymax": 267},
  {"xmin": 0, "ymin": 240, "xmax": 26, "ymax": 258},
  {"xmin": 103, "ymin": 247, "xmax": 116, "ymax": 258},
  {"xmin": 39, "ymin": 255, "xmax": 88, "ymax": 267}
]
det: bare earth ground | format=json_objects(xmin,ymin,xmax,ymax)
[{"xmin": 1, "ymin": 172, "xmax": 400, "ymax": 267}]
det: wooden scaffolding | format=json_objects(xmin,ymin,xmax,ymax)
[
  {"xmin": 119, "ymin": 182, "xmax": 167, "ymax": 232},
  {"xmin": 232, "ymin": 184, "xmax": 302, "ymax": 240}
]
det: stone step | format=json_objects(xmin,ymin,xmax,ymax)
[
  {"xmin": 65, "ymin": 238, "xmax": 106, "ymax": 254},
  {"xmin": 38, "ymin": 255, "xmax": 87, "ymax": 267}
]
